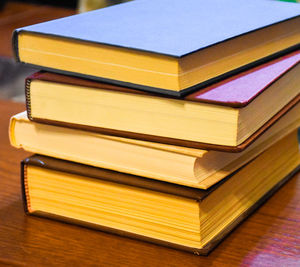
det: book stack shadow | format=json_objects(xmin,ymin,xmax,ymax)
[{"xmin": 9, "ymin": 0, "xmax": 300, "ymax": 255}]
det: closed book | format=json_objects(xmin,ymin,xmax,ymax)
[
  {"xmin": 9, "ymin": 102, "xmax": 300, "ymax": 188},
  {"xmin": 25, "ymin": 51, "xmax": 300, "ymax": 150},
  {"xmin": 13, "ymin": 0, "xmax": 300, "ymax": 96},
  {"xmin": 21, "ymin": 130, "xmax": 300, "ymax": 254}
]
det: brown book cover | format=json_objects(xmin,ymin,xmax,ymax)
[
  {"xmin": 21, "ymin": 155, "xmax": 300, "ymax": 255},
  {"xmin": 25, "ymin": 51, "xmax": 300, "ymax": 152}
]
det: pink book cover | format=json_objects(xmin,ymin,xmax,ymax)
[{"xmin": 186, "ymin": 50, "xmax": 300, "ymax": 107}]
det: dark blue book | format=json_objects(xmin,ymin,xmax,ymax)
[{"xmin": 13, "ymin": 0, "xmax": 300, "ymax": 97}]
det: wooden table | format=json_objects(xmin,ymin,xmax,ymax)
[{"xmin": 0, "ymin": 99, "xmax": 299, "ymax": 266}]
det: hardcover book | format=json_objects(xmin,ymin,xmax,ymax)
[
  {"xmin": 24, "ymin": 51, "xmax": 300, "ymax": 150},
  {"xmin": 9, "ymin": 102, "xmax": 300, "ymax": 188},
  {"xmin": 13, "ymin": 0, "xmax": 300, "ymax": 96},
  {"xmin": 21, "ymin": 130, "xmax": 300, "ymax": 255}
]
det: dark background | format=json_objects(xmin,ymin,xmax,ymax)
[{"xmin": 1, "ymin": 0, "xmax": 77, "ymax": 8}]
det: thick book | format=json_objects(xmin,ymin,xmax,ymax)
[
  {"xmin": 21, "ymin": 130, "xmax": 300, "ymax": 255},
  {"xmin": 9, "ymin": 102, "xmax": 300, "ymax": 188},
  {"xmin": 25, "ymin": 51, "xmax": 300, "ymax": 150},
  {"xmin": 13, "ymin": 0, "xmax": 300, "ymax": 96}
]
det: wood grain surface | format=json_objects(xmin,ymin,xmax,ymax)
[{"xmin": 0, "ymin": 99, "xmax": 299, "ymax": 266}]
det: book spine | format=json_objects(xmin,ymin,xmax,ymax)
[
  {"xmin": 25, "ymin": 78, "xmax": 33, "ymax": 121},
  {"xmin": 20, "ymin": 159, "xmax": 30, "ymax": 214},
  {"xmin": 12, "ymin": 29, "xmax": 21, "ymax": 62}
]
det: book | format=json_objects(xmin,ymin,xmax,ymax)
[
  {"xmin": 13, "ymin": 0, "xmax": 300, "ymax": 96},
  {"xmin": 21, "ymin": 130, "xmax": 300, "ymax": 255},
  {"xmin": 24, "ymin": 51, "xmax": 300, "ymax": 149},
  {"xmin": 9, "ymin": 103, "xmax": 300, "ymax": 188}
]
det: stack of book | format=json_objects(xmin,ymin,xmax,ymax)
[{"xmin": 9, "ymin": 0, "xmax": 300, "ymax": 255}]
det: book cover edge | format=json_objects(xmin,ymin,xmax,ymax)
[
  {"xmin": 18, "ymin": 43, "xmax": 300, "ymax": 97},
  {"xmin": 22, "ymin": 154, "xmax": 215, "ymax": 200}
]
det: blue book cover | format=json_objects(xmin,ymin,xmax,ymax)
[{"xmin": 13, "ymin": 0, "xmax": 300, "ymax": 96}]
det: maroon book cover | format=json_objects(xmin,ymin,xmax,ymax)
[
  {"xmin": 186, "ymin": 51, "xmax": 300, "ymax": 107},
  {"xmin": 25, "ymin": 51, "xmax": 300, "ymax": 152}
]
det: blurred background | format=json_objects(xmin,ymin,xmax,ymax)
[
  {"xmin": 0, "ymin": 0, "xmax": 298, "ymax": 102},
  {"xmin": 0, "ymin": 0, "xmax": 131, "ymax": 102}
]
